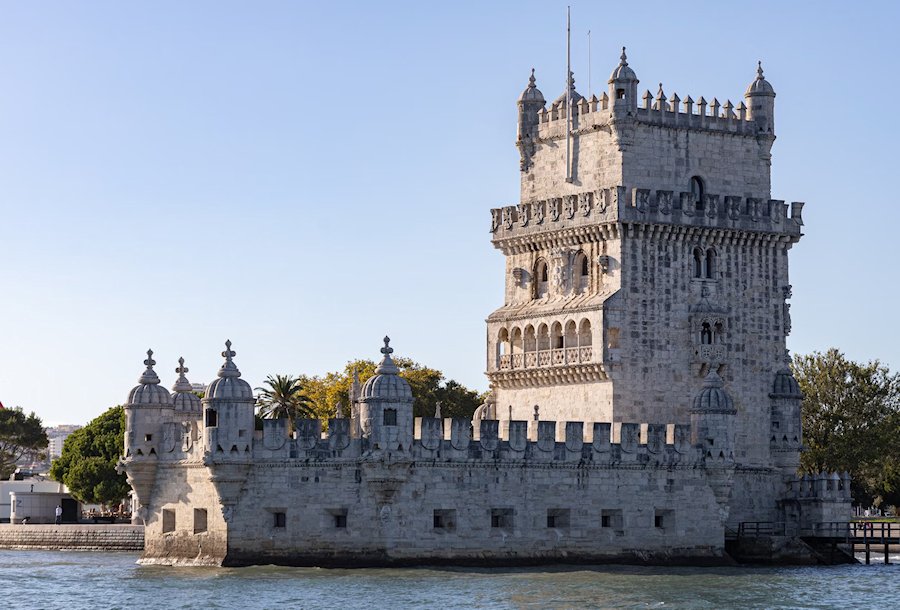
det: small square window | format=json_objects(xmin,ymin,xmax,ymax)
[
  {"xmin": 383, "ymin": 409, "xmax": 397, "ymax": 426},
  {"xmin": 335, "ymin": 514, "xmax": 347, "ymax": 528},
  {"xmin": 491, "ymin": 508, "xmax": 513, "ymax": 529},
  {"xmin": 601, "ymin": 509, "xmax": 623, "ymax": 532},
  {"xmin": 144, "ymin": 434, "xmax": 153, "ymax": 442},
  {"xmin": 273, "ymin": 512, "xmax": 286, "ymax": 528},
  {"xmin": 547, "ymin": 509, "xmax": 570, "ymax": 529},
  {"xmin": 654, "ymin": 509, "xmax": 672, "ymax": 530},
  {"xmin": 193, "ymin": 508, "xmax": 207, "ymax": 534},
  {"xmin": 433, "ymin": 509, "xmax": 456, "ymax": 531}
]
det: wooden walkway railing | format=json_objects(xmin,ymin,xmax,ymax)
[{"xmin": 735, "ymin": 520, "xmax": 899, "ymax": 565}]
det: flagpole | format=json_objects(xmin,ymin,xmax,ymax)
[{"xmin": 565, "ymin": 6, "xmax": 572, "ymax": 183}]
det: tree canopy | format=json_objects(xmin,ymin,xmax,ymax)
[
  {"xmin": 793, "ymin": 348, "xmax": 900, "ymax": 508},
  {"xmin": 49, "ymin": 406, "xmax": 130, "ymax": 505},
  {"xmin": 255, "ymin": 374, "xmax": 315, "ymax": 431},
  {"xmin": 299, "ymin": 357, "xmax": 484, "ymax": 422},
  {"xmin": 0, "ymin": 407, "xmax": 48, "ymax": 479}
]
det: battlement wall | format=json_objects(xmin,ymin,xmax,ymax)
[
  {"xmin": 532, "ymin": 90, "xmax": 758, "ymax": 142},
  {"xmin": 491, "ymin": 186, "xmax": 803, "ymax": 248},
  {"xmin": 247, "ymin": 417, "xmax": 711, "ymax": 468}
]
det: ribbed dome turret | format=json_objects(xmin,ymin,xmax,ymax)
[
  {"xmin": 553, "ymin": 71, "xmax": 584, "ymax": 107},
  {"xmin": 127, "ymin": 349, "xmax": 173, "ymax": 406},
  {"xmin": 172, "ymin": 357, "xmax": 201, "ymax": 413},
  {"xmin": 771, "ymin": 355, "xmax": 802, "ymax": 398},
  {"xmin": 206, "ymin": 340, "xmax": 253, "ymax": 400},
  {"xmin": 360, "ymin": 337, "xmax": 413, "ymax": 403},
  {"xmin": 608, "ymin": 47, "xmax": 638, "ymax": 83},
  {"xmin": 692, "ymin": 370, "xmax": 735, "ymax": 413},
  {"xmin": 745, "ymin": 61, "xmax": 775, "ymax": 96},
  {"xmin": 518, "ymin": 69, "xmax": 545, "ymax": 104}
]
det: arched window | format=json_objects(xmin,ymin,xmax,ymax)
[
  {"xmin": 705, "ymin": 249, "xmax": 715, "ymax": 279},
  {"xmin": 713, "ymin": 321, "xmax": 724, "ymax": 344},
  {"xmin": 551, "ymin": 321, "xmax": 564, "ymax": 350},
  {"xmin": 498, "ymin": 328, "xmax": 509, "ymax": 355},
  {"xmin": 578, "ymin": 319, "xmax": 592, "ymax": 347},
  {"xmin": 575, "ymin": 252, "xmax": 589, "ymax": 293},
  {"xmin": 700, "ymin": 322, "xmax": 712, "ymax": 345},
  {"xmin": 693, "ymin": 248, "xmax": 704, "ymax": 278},
  {"xmin": 564, "ymin": 321, "xmax": 578, "ymax": 349},
  {"xmin": 535, "ymin": 260, "xmax": 549, "ymax": 299},
  {"xmin": 690, "ymin": 176, "xmax": 705, "ymax": 212},
  {"xmin": 537, "ymin": 324, "xmax": 550, "ymax": 351},
  {"xmin": 524, "ymin": 325, "xmax": 536, "ymax": 352},
  {"xmin": 511, "ymin": 327, "xmax": 523, "ymax": 354}
]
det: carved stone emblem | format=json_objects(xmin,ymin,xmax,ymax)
[
  {"xmin": 518, "ymin": 202, "xmax": 530, "ymax": 227},
  {"xmin": 549, "ymin": 198, "xmax": 561, "ymax": 221},
  {"xmin": 658, "ymin": 190, "xmax": 672, "ymax": 215},
  {"xmin": 564, "ymin": 195, "xmax": 576, "ymax": 219},
  {"xmin": 490, "ymin": 209, "xmax": 500, "ymax": 233},
  {"xmin": 502, "ymin": 207, "xmax": 514, "ymax": 230},
  {"xmin": 534, "ymin": 200, "xmax": 545, "ymax": 224},
  {"xmin": 596, "ymin": 189, "xmax": 608, "ymax": 213},
  {"xmin": 578, "ymin": 192, "xmax": 592, "ymax": 216}
]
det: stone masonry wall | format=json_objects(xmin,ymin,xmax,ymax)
[{"xmin": 0, "ymin": 524, "xmax": 144, "ymax": 551}]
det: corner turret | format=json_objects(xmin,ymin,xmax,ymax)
[
  {"xmin": 744, "ymin": 61, "xmax": 776, "ymax": 134},
  {"xmin": 359, "ymin": 337, "xmax": 414, "ymax": 452},
  {"xmin": 770, "ymin": 352, "xmax": 803, "ymax": 474},
  {"xmin": 517, "ymin": 69, "xmax": 545, "ymax": 171},
  {"xmin": 691, "ymin": 370, "xmax": 736, "ymax": 463},
  {"xmin": 202, "ymin": 340, "xmax": 254, "ymax": 458},
  {"xmin": 608, "ymin": 47, "xmax": 638, "ymax": 114}
]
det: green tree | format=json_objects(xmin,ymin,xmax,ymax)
[
  {"xmin": 793, "ymin": 348, "xmax": 900, "ymax": 507},
  {"xmin": 49, "ymin": 406, "xmax": 130, "ymax": 505},
  {"xmin": 0, "ymin": 407, "xmax": 48, "ymax": 479},
  {"xmin": 255, "ymin": 374, "xmax": 315, "ymax": 432},
  {"xmin": 300, "ymin": 357, "xmax": 483, "ymax": 422}
]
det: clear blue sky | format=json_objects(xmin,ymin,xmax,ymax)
[{"xmin": 1, "ymin": 1, "xmax": 897, "ymax": 425}]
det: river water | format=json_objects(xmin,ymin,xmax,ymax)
[{"xmin": 3, "ymin": 550, "xmax": 898, "ymax": 609}]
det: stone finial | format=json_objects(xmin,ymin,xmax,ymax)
[
  {"xmin": 508, "ymin": 404, "xmax": 512, "ymax": 421},
  {"xmin": 757, "ymin": 60, "xmax": 764, "ymax": 80},
  {"xmin": 620, "ymin": 46, "xmax": 628, "ymax": 66},
  {"xmin": 529, "ymin": 67, "xmax": 536, "ymax": 86},
  {"xmin": 217, "ymin": 339, "xmax": 242, "ymax": 379},
  {"xmin": 139, "ymin": 349, "xmax": 161, "ymax": 385},
  {"xmin": 375, "ymin": 336, "xmax": 400, "ymax": 375},
  {"xmin": 434, "ymin": 401, "xmax": 441, "ymax": 418},
  {"xmin": 533, "ymin": 404, "xmax": 540, "ymax": 421},
  {"xmin": 172, "ymin": 356, "xmax": 193, "ymax": 393}
]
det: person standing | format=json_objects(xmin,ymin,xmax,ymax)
[{"xmin": 54, "ymin": 504, "xmax": 62, "ymax": 525}]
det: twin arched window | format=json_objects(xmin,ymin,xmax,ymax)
[{"xmin": 693, "ymin": 247, "xmax": 716, "ymax": 279}]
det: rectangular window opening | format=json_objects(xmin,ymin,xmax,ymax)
[
  {"xmin": 328, "ymin": 508, "xmax": 348, "ymax": 529},
  {"xmin": 383, "ymin": 409, "xmax": 397, "ymax": 426},
  {"xmin": 273, "ymin": 511, "xmax": 286, "ymax": 528},
  {"xmin": 655, "ymin": 509, "xmax": 673, "ymax": 530},
  {"xmin": 547, "ymin": 508, "xmax": 570, "ymax": 529},
  {"xmin": 491, "ymin": 508, "xmax": 514, "ymax": 529},
  {"xmin": 193, "ymin": 508, "xmax": 207, "ymax": 534},
  {"xmin": 144, "ymin": 434, "xmax": 152, "ymax": 442},
  {"xmin": 205, "ymin": 408, "xmax": 218, "ymax": 428},
  {"xmin": 433, "ymin": 509, "xmax": 456, "ymax": 531},
  {"xmin": 162, "ymin": 509, "xmax": 175, "ymax": 534},
  {"xmin": 601, "ymin": 509, "xmax": 623, "ymax": 532}
]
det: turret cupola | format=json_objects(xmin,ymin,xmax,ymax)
[
  {"xmin": 517, "ymin": 69, "xmax": 546, "ymax": 169},
  {"xmin": 206, "ymin": 340, "xmax": 253, "ymax": 400},
  {"xmin": 172, "ymin": 357, "xmax": 201, "ymax": 414},
  {"xmin": 692, "ymin": 370, "xmax": 735, "ymax": 413},
  {"xmin": 608, "ymin": 47, "xmax": 639, "ymax": 113},
  {"xmin": 744, "ymin": 61, "xmax": 776, "ymax": 133},
  {"xmin": 359, "ymin": 336, "xmax": 414, "ymax": 452},
  {"xmin": 127, "ymin": 349, "xmax": 172, "ymax": 406}
]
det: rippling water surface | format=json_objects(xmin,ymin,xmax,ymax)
[{"xmin": 3, "ymin": 550, "xmax": 898, "ymax": 609}]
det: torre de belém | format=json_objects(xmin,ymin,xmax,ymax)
[{"xmin": 120, "ymin": 50, "xmax": 850, "ymax": 567}]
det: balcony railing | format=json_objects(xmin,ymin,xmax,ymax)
[{"xmin": 497, "ymin": 346, "xmax": 594, "ymax": 370}]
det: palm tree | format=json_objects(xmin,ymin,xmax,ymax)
[{"xmin": 255, "ymin": 374, "xmax": 315, "ymax": 431}]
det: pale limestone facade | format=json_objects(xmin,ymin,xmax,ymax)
[{"xmin": 120, "ymin": 52, "xmax": 849, "ymax": 568}]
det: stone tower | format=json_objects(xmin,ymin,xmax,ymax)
[{"xmin": 487, "ymin": 50, "xmax": 806, "ymax": 483}]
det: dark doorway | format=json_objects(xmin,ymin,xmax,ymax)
[{"xmin": 61, "ymin": 498, "xmax": 78, "ymax": 523}]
